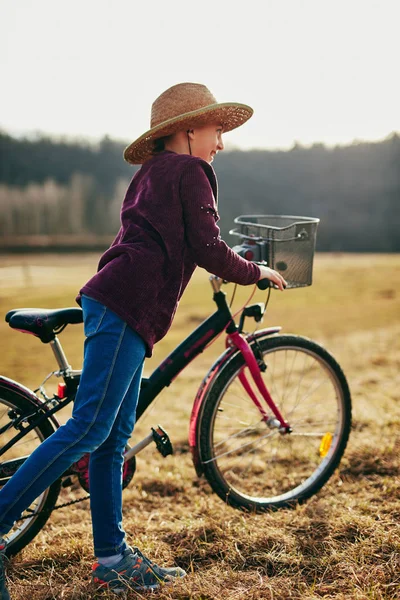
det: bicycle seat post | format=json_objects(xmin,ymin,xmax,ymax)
[{"xmin": 50, "ymin": 337, "xmax": 72, "ymax": 373}]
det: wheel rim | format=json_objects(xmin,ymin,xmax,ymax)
[
  {"xmin": 206, "ymin": 345, "xmax": 346, "ymax": 505},
  {"xmin": 0, "ymin": 397, "xmax": 52, "ymax": 546}
]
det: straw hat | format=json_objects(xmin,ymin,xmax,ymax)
[{"xmin": 123, "ymin": 82, "xmax": 253, "ymax": 165}]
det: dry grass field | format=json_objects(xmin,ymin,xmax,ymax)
[{"xmin": 0, "ymin": 253, "xmax": 399, "ymax": 600}]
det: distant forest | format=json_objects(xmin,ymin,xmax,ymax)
[{"xmin": 0, "ymin": 130, "xmax": 399, "ymax": 252}]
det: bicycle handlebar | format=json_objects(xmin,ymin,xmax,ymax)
[{"xmin": 210, "ymin": 264, "xmax": 281, "ymax": 292}]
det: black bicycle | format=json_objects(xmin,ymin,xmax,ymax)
[{"xmin": 0, "ymin": 215, "xmax": 352, "ymax": 557}]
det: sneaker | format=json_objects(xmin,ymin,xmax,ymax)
[
  {"xmin": 92, "ymin": 547, "xmax": 186, "ymax": 593},
  {"xmin": 0, "ymin": 538, "xmax": 10, "ymax": 600}
]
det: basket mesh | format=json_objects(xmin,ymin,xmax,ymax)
[{"xmin": 230, "ymin": 215, "xmax": 320, "ymax": 288}]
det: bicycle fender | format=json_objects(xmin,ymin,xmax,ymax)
[
  {"xmin": 0, "ymin": 375, "xmax": 60, "ymax": 430},
  {"xmin": 189, "ymin": 326, "xmax": 281, "ymax": 476}
]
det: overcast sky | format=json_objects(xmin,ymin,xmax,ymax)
[{"xmin": 1, "ymin": 0, "xmax": 399, "ymax": 150}]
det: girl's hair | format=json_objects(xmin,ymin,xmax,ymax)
[{"xmin": 152, "ymin": 137, "xmax": 167, "ymax": 155}]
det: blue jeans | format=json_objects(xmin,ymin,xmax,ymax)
[{"xmin": 0, "ymin": 295, "xmax": 146, "ymax": 557}]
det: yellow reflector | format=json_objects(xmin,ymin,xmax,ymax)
[{"xmin": 319, "ymin": 432, "xmax": 333, "ymax": 457}]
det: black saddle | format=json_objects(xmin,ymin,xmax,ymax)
[{"xmin": 6, "ymin": 307, "xmax": 83, "ymax": 343}]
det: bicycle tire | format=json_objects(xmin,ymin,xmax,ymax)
[
  {"xmin": 199, "ymin": 334, "xmax": 351, "ymax": 511},
  {"xmin": 0, "ymin": 381, "xmax": 61, "ymax": 557}
]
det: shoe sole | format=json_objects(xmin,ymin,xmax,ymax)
[
  {"xmin": 93, "ymin": 581, "xmax": 160, "ymax": 594},
  {"xmin": 93, "ymin": 575, "xmax": 186, "ymax": 594}
]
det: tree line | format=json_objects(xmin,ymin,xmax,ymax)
[{"xmin": 0, "ymin": 130, "xmax": 399, "ymax": 251}]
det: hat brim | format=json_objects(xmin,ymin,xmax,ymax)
[{"xmin": 123, "ymin": 102, "xmax": 253, "ymax": 165}]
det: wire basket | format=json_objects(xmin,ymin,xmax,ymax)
[{"xmin": 230, "ymin": 215, "xmax": 320, "ymax": 288}]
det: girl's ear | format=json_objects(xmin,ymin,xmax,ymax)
[{"xmin": 187, "ymin": 129, "xmax": 195, "ymax": 140}]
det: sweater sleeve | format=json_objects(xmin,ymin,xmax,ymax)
[{"xmin": 180, "ymin": 159, "xmax": 261, "ymax": 285}]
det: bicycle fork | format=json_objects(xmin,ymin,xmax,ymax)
[
  {"xmin": 227, "ymin": 331, "xmax": 292, "ymax": 433},
  {"xmin": 189, "ymin": 327, "xmax": 291, "ymax": 477}
]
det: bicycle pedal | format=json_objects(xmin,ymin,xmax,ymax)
[{"xmin": 151, "ymin": 425, "xmax": 173, "ymax": 457}]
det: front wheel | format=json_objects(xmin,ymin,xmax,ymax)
[{"xmin": 198, "ymin": 335, "xmax": 351, "ymax": 511}]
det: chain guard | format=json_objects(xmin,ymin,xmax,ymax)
[{"xmin": 71, "ymin": 451, "xmax": 136, "ymax": 493}]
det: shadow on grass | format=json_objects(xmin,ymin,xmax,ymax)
[
  {"xmin": 139, "ymin": 479, "xmax": 187, "ymax": 497},
  {"xmin": 340, "ymin": 440, "xmax": 400, "ymax": 479}
]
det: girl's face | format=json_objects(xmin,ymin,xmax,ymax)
[{"xmin": 190, "ymin": 123, "xmax": 224, "ymax": 163}]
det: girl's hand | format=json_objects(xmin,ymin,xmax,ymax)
[{"xmin": 258, "ymin": 265, "xmax": 287, "ymax": 291}]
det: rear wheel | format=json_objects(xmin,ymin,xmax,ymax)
[
  {"xmin": 0, "ymin": 382, "xmax": 61, "ymax": 556},
  {"xmin": 199, "ymin": 335, "xmax": 351, "ymax": 511}
]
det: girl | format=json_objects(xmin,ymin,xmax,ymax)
[{"xmin": 0, "ymin": 82, "xmax": 286, "ymax": 597}]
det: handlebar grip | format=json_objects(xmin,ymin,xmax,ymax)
[
  {"xmin": 257, "ymin": 278, "xmax": 271, "ymax": 290},
  {"xmin": 257, "ymin": 279, "xmax": 284, "ymax": 290}
]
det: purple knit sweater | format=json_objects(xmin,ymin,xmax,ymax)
[{"xmin": 77, "ymin": 151, "xmax": 260, "ymax": 356}]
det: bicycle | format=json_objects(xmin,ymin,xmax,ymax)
[{"xmin": 0, "ymin": 215, "xmax": 352, "ymax": 558}]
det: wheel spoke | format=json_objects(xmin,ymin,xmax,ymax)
[
  {"xmin": 213, "ymin": 420, "xmax": 264, "ymax": 449},
  {"xmin": 203, "ymin": 429, "xmax": 276, "ymax": 463}
]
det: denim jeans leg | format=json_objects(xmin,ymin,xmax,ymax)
[
  {"xmin": 0, "ymin": 296, "xmax": 145, "ymax": 537},
  {"xmin": 89, "ymin": 359, "xmax": 144, "ymax": 557}
]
